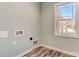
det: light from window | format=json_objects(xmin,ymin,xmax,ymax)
[{"xmin": 55, "ymin": 3, "xmax": 76, "ymax": 36}]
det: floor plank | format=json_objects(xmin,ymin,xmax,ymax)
[{"xmin": 22, "ymin": 46, "xmax": 75, "ymax": 57}]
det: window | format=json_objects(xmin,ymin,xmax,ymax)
[{"xmin": 55, "ymin": 3, "xmax": 78, "ymax": 38}]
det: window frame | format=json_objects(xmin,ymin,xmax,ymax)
[{"xmin": 54, "ymin": 2, "xmax": 79, "ymax": 38}]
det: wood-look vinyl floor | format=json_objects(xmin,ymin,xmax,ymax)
[{"xmin": 22, "ymin": 46, "xmax": 75, "ymax": 57}]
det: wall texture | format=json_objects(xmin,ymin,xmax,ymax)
[
  {"xmin": 1, "ymin": 2, "xmax": 79, "ymax": 57},
  {"xmin": 41, "ymin": 2, "xmax": 79, "ymax": 55},
  {"xmin": 0, "ymin": 3, "xmax": 40, "ymax": 57}
]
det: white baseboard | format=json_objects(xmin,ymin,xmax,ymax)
[
  {"xmin": 16, "ymin": 44, "xmax": 41, "ymax": 57},
  {"xmin": 40, "ymin": 44, "xmax": 79, "ymax": 57},
  {"xmin": 16, "ymin": 44, "xmax": 79, "ymax": 57}
]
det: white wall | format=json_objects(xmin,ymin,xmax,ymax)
[
  {"xmin": 0, "ymin": 2, "xmax": 40, "ymax": 57},
  {"xmin": 1, "ymin": 2, "xmax": 79, "ymax": 57},
  {"xmin": 41, "ymin": 2, "xmax": 79, "ymax": 55}
]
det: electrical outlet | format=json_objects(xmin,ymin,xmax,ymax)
[
  {"xmin": 13, "ymin": 41, "xmax": 16, "ymax": 45},
  {"xmin": 0, "ymin": 31, "xmax": 8, "ymax": 38}
]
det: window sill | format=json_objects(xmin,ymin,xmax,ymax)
[{"xmin": 55, "ymin": 33, "xmax": 79, "ymax": 39}]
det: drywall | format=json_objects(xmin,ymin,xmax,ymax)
[
  {"xmin": 41, "ymin": 2, "xmax": 79, "ymax": 55},
  {"xmin": 0, "ymin": 2, "xmax": 40, "ymax": 57}
]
